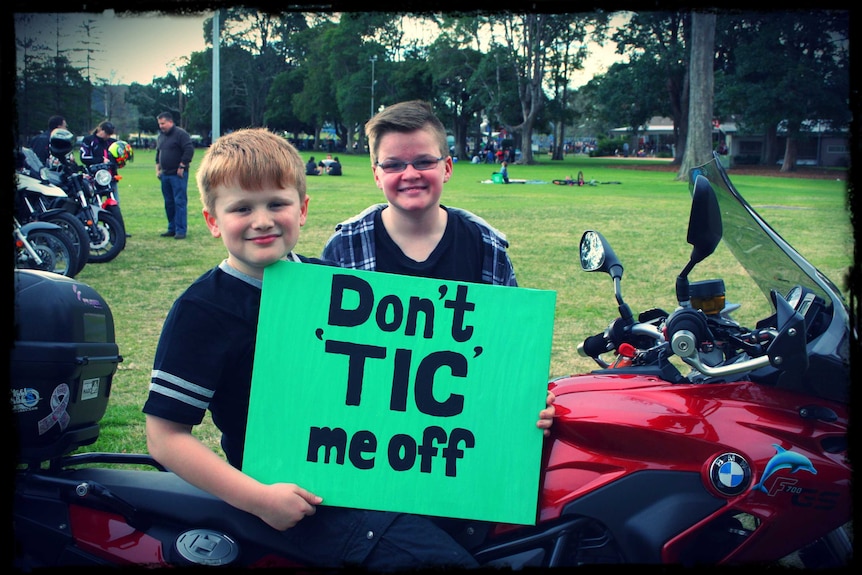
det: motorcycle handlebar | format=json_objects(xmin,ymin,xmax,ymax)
[{"xmin": 578, "ymin": 332, "xmax": 611, "ymax": 358}]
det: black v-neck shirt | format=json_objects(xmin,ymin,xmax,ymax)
[{"xmin": 373, "ymin": 207, "xmax": 483, "ymax": 283}]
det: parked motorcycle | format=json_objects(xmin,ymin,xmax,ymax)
[
  {"xmin": 84, "ymin": 140, "xmax": 133, "ymax": 235},
  {"xmin": 84, "ymin": 162, "xmax": 125, "ymax": 232},
  {"xmin": 15, "ymin": 153, "xmax": 90, "ymax": 277},
  {"xmin": 13, "ymin": 217, "xmax": 78, "ymax": 277},
  {"xmin": 42, "ymin": 129, "xmax": 126, "ymax": 264},
  {"xmin": 12, "ymin": 154, "xmax": 852, "ymax": 568}
]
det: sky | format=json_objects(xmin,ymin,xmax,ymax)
[
  {"xmin": 15, "ymin": 10, "xmax": 210, "ymax": 85},
  {"xmin": 14, "ymin": 10, "xmax": 624, "ymax": 87}
]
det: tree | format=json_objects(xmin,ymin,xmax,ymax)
[
  {"xmin": 182, "ymin": 50, "xmax": 214, "ymax": 136},
  {"xmin": 14, "ymin": 13, "xmax": 91, "ymax": 142},
  {"xmin": 676, "ymin": 11, "xmax": 715, "ymax": 180},
  {"xmin": 613, "ymin": 11, "xmax": 689, "ymax": 163},
  {"xmin": 474, "ymin": 12, "xmax": 607, "ymax": 164},
  {"xmin": 714, "ymin": 11, "xmax": 850, "ymax": 171},
  {"xmin": 545, "ymin": 15, "xmax": 607, "ymax": 161},
  {"xmin": 264, "ymin": 68, "xmax": 310, "ymax": 133},
  {"xmin": 497, "ymin": 12, "xmax": 552, "ymax": 164},
  {"xmin": 427, "ymin": 36, "xmax": 482, "ymax": 159},
  {"xmin": 214, "ymin": 8, "xmax": 304, "ymax": 128},
  {"xmin": 589, "ymin": 57, "xmax": 667, "ymax": 151}
]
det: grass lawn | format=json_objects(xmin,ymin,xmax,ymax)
[{"xmin": 37, "ymin": 149, "xmax": 853, "ymax": 458}]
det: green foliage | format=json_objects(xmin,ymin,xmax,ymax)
[
  {"xmin": 13, "ymin": 12, "xmax": 850, "ymax": 171},
  {"xmin": 591, "ymin": 135, "xmax": 628, "ymax": 157},
  {"xmin": 16, "ymin": 53, "xmax": 91, "ymax": 139},
  {"xmin": 716, "ymin": 11, "xmax": 850, "ymax": 136},
  {"xmin": 593, "ymin": 57, "xmax": 669, "ymax": 132},
  {"xmin": 61, "ymin": 149, "xmax": 851, "ymax": 457}
]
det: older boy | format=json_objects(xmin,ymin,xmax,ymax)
[
  {"xmin": 143, "ymin": 128, "xmax": 504, "ymax": 570},
  {"xmin": 321, "ymin": 100, "xmax": 516, "ymax": 286}
]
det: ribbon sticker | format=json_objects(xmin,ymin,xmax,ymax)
[{"xmin": 38, "ymin": 383, "xmax": 71, "ymax": 435}]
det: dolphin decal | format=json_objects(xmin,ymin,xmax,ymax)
[{"xmin": 753, "ymin": 444, "xmax": 817, "ymax": 493}]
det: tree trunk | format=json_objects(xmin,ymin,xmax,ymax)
[
  {"xmin": 674, "ymin": 74, "xmax": 689, "ymax": 165},
  {"xmin": 552, "ymin": 121, "xmax": 565, "ymax": 160},
  {"xmin": 676, "ymin": 12, "xmax": 716, "ymax": 180},
  {"xmin": 781, "ymin": 137, "xmax": 798, "ymax": 172},
  {"xmin": 763, "ymin": 124, "xmax": 779, "ymax": 165}
]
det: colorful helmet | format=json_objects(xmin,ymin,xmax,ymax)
[
  {"xmin": 49, "ymin": 128, "xmax": 75, "ymax": 157},
  {"xmin": 108, "ymin": 140, "xmax": 134, "ymax": 167}
]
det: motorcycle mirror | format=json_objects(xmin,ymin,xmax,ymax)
[
  {"xmin": 687, "ymin": 175, "xmax": 723, "ymax": 265},
  {"xmin": 580, "ymin": 230, "xmax": 623, "ymax": 281},
  {"xmin": 677, "ymin": 175, "xmax": 723, "ymax": 305},
  {"xmin": 766, "ymin": 289, "xmax": 809, "ymax": 374}
]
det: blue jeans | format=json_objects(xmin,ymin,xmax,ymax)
[{"xmin": 160, "ymin": 172, "xmax": 189, "ymax": 235}]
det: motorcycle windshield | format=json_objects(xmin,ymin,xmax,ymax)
[{"xmin": 689, "ymin": 153, "xmax": 846, "ymax": 312}]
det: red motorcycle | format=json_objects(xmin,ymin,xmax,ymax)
[{"xmin": 12, "ymin": 154, "xmax": 852, "ymax": 568}]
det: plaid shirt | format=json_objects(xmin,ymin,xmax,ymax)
[{"xmin": 321, "ymin": 203, "xmax": 517, "ymax": 286}]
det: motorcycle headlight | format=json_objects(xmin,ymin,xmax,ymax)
[{"xmin": 94, "ymin": 169, "xmax": 113, "ymax": 187}]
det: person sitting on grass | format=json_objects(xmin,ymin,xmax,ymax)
[
  {"xmin": 326, "ymin": 156, "xmax": 342, "ymax": 176},
  {"xmin": 499, "ymin": 161, "xmax": 509, "ymax": 184},
  {"xmin": 305, "ymin": 156, "xmax": 321, "ymax": 175}
]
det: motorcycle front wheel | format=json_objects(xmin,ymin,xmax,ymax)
[
  {"xmin": 16, "ymin": 228, "xmax": 78, "ymax": 277},
  {"xmin": 42, "ymin": 211, "xmax": 90, "ymax": 275},
  {"xmin": 86, "ymin": 210, "xmax": 126, "ymax": 263}
]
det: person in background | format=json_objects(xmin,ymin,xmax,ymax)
[
  {"xmin": 318, "ymin": 153, "xmax": 334, "ymax": 173},
  {"xmin": 29, "ymin": 115, "xmax": 67, "ymax": 165},
  {"xmin": 326, "ymin": 156, "xmax": 342, "ymax": 176},
  {"xmin": 499, "ymin": 161, "xmax": 509, "ymax": 184},
  {"xmin": 155, "ymin": 111, "xmax": 195, "ymax": 239},
  {"xmin": 80, "ymin": 121, "xmax": 117, "ymax": 196},
  {"xmin": 79, "ymin": 121, "xmax": 115, "ymax": 169}
]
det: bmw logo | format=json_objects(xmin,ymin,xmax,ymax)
[{"xmin": 708, "ymin": 452, "xmax": 752, "ymax": 496}]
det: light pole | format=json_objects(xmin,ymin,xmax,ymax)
[{"xmin": 369, "ymin": 55, "xmax": 378, "ymax": 118}]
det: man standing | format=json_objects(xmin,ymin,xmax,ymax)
[{"xmin": 156, "ymin": 112, "xmax": 194, "ymax": 239}]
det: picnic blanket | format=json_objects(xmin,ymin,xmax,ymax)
[{"xmin": 480, "ymin": 179, "xmax": 547, "ymax": 185}]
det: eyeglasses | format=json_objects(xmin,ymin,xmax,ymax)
[{"xmin": 375, "ymin": 156, "xmax": 445, "ymax": 173}]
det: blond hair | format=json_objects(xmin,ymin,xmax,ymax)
[
  {"xmin": 196, "ymin": 128, "xmax": 307, "ymax": 214},
  {"xmin": 364, "ymin": 100, "xmax": 448, "ymax": 166}
]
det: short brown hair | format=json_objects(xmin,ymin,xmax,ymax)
[
  {"xmin": 365, "ymin": 100, "xmax": 448, "ymax": 165},
  {"xmin": 196, "ymin": 128, "xmax": 307, "ymax": 214}
]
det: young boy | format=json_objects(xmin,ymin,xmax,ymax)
[
  {"xmin": 144, "ymin": 128, "xmax": 548, "ymax": 570},
  {"xmin": 321, "ymin": 99, "xmax": 517, "ymax": 286}
]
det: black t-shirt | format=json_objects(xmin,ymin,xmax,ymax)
[
  {"xmin": 143, "ymin": 256, "xmax": 328, "ymax": 468},
  {"xmin": 372, "ymin": 208, "xmax": 483, "ymax": 283}
]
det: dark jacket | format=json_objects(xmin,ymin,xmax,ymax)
[
  {"xmin": 28, "ymin": 131, "xmax": 51, "ymax": 165},
  {"xmin": 156, "ymin": 125, "xmax": 194, "ymax": 175},
  {"xmin": 80, "ymin": 134, "xmax": 112, "ymax": 168}
]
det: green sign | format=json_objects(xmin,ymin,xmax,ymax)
[{"xmin": 243, "ymin": 261, "xmax": 556, "ymax": 525}]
